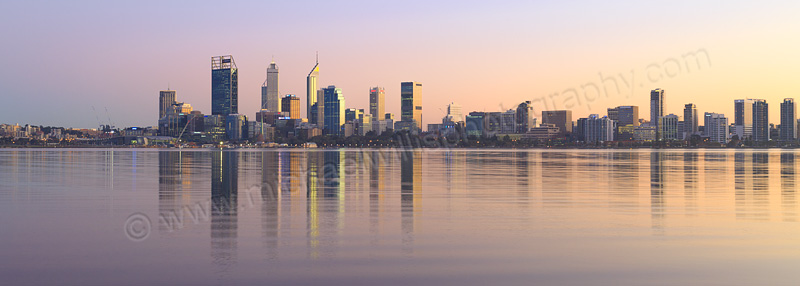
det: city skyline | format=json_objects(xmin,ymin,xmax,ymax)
[{"xmin": 2, "ymin": 2, "xmax": 800, "ymax": 129}]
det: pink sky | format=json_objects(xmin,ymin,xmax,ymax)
[{"xmin": 1, "ymin": 1, "xmax": 799, "ymax": 128}]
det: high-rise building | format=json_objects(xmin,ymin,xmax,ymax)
[
  {"xmin": 369, "ymin": 87, "xmax": 385, "ymax": 119},
  {"xmin": 683, "ymin": 103, "xmax": 698, "ymax": 138},
  {"xmin": 159, "ymin": 90, "xmax": 176, "ymax": 120},
  {"xmin": 211, "ymin": 55, "xmax": 238, "ymax": 116},
  {"xmin": 466, "ymin": 112, "xmax": 485, "ymax": 137},
  {"xmin": 608, "ymin": 106, "xmax": 639, "ymax": 126},
  {"xmin": 307, "ymin": 55, "xmax": 320, "ymax": 124},
  {"xmin": 752, "ymin": 99, "xmax": 769, "ymax": 141},
  {"xmin": 323, "ymin": 86, "xmax": 345, "ymax": 136},
  {"xmin": 446, "ymin": 102, "xmax": 463, "ymax": 123},
  {"xmin": 262, "ymin": 60, "xmax": 280, "ymax": 112},
  {"xmin": 541, "ymin": 110, "xmax": 572, "ymax": 137},
  {"xmin": 401, "ymin": 82, "xmax": 423, "ymax": 129},
  {"xmin": 704, "ymin": 112, "xmax": 729, "ymax": 144},
  {"xmin": 734, "ymin": 99, "xmax": 755, "ymax": 140},
  {"xmin": 650, "ymin": 89, "xmax": 665, "ymax": 138},
  {"xmin": 658, "ymin": 114, "xmax": 680, "ymax": 140},
  {"xmin": 584, "ymin": 114, "xmax": 615, "ymax": 143},
  {"xmin": 316, "ymin": 89, "xmax": 325, "ymax": 127},
  {"xmin": 780, "ymin": 98, "xmax": 797, "ymax": 141},
  {"xmin": 281, "ymin": 94, "xmax": 300, "ymax": 119},
  {"xmin": 516, "ymin": 101, "xmax": 535, "ymax": 133}
]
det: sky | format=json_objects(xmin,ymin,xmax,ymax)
[{"xmin": 1, "ymin": 0, "xmax": 799, "ymax": 129}]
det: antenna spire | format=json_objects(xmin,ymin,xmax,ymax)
[{"xmin": 316, "ymin": 51, "xmax": 318, "ymax": 64}]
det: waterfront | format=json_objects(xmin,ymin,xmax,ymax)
[{"xmin": 1, "ymin": 149, "xmax": 800, "ymax": 285}]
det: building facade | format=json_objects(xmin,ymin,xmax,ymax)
[
  {"xmin": 211, "ymin": 55, "xmax": 238, "ymax": 116},
  {"xmin": 704, "ymin": 112, "xmax": 729, "ymax": 144},
  {"xmin": 281, "ymin": 94, "xmax": 301, "ymax": 119},
  {"xmin": 780, "ymin": 98, "xmax": 797, "ymax": 141},
  {"xmin": 683, "ymin": 103, "xmax": 698, "ymax": 139},
  {"xmin": 658, "ymin": 114, "xmax": 679, "ymax": 141},
  {"xmin": 323, "ymin": 86, "xmax": 345, "ymax": 136},
  {"xmin": 400, "ymin": 82, "xmax": 423, "ymax": 131},
  {"xmin": 159, "ymin": 90, "xmax": 176, "ymax": 120},
  {"xmin": 752, "ymin": 99, "xmax": 769, "ymax": 142},
  {"xmin": 262, "ymin": 60, "xmax": 280, "ymax": 112},
  {"xmin": 541, "ymin": 110, "xmax": 572, "ymax": 137},
  {"xmin": 369, "ymin": 86, "xmax": 385, "ymax": 119},
  {"xmin": 650, "ymin": 88, "xmax": 665, "ymax": 138},
  {"xmin": 307, "ymin": 56, "xmax": 320, "ymax": 125}
]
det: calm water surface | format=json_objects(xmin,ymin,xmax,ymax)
[{"xmin": 1, "ymin": 149, "xmax": 799, "ymax": 285}]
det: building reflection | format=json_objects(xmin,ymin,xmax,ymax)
[
  {"xmin": 650, "ymin": 151, "xmax": 665, "ymax": 234},
  {"xmin": 261, "ymin": 151, "xmax": 280, "ymax": 258},
  {"xmin": 368, "ymin": 150, "xmax": 385, "ymax": 246},
  {"xmin": 781, "ymin": 152, "xmax": 797, "ymax": 222},
  {"xmin": 305, "ymin": 151, "xmax": 343, "ymax": 259},
  {"xmin": 734, "ymin": 151, "xmax": 771, "ymax": 220},
  {"xmin": 683, "ymin": 151, "xmax": 699, "ymax": 215},
  {"xmin": 210, "ymin": 150, "xmax": 238, "ymax": 275},
  {"xmin": 703, "ymin": 151, "xmax": 728, "ymax": 195},
  {"xmin": 158, "ymin": 151, "xmax": 182, "ymax": 233},
  {"xmin": 400, "ymin": 150, "xmax": 420, "ymax": 254},
  {"xmin": 609, "ymin": 151, "xmax": 640, "ymax": 210}
]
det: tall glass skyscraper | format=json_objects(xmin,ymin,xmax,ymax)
[
  {"xmin": 781, "ymin": 98, "xmax": 797, "ymax": 141},
  {"xmin": 401, "ymin": 82, "xmax": 423, "ymax": 128},
  {"xmin": 159, "ymin": 90, "xmax": 176, "ymax": 120},
  {"xmin": 752, "ymin": 99, "xmax": 769, "ymax": 142},
  {"xmin": 262, "ymin": 60, "xmax": 280, "ymax": 112},
  {"xmin": 369, "ymin": 86, "xmax": 385, "ymax": 119},
  {"xmin": 734, "ymin": 99, "xmax": 755, "ymax": 140},
  {"xmin": 650, "ymin": 88, "xmax": 665, "ymax": 138},
  {"xmin": 211, "ymin": 55, "xmax": 238, "ymax": 116},
  {"xmin": 307, "ymin": 55, "xmax": 320, "ymax": 124},
  {"xmin": 683, "ymin": 103, "xmax": 698, "ymax": 138},
  {"xmin": 323, "ymin": 86, "xmax": 345, "ymax": 136}
]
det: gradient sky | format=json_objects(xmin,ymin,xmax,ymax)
[{"xmin": 1, "ymin": 0, "xmax": 799, "ymax": 129}]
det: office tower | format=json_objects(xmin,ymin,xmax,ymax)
[
  {"xmin": 323, "ymin": 86, "xmax": 345, "ymax": 136},
  {"xmin": 401, "ymin": 82, "xmax": 423, "ymax": 129},
  {"xmin": 262, "ymin": 60, "xmax": 280, "ymax": 112},
  {"xmin": 466, "ymin": 112, "xmax": 485, "ymax": 137},
  {"xmin": 584, "ymin": 114, "xmax": 615, "ymax": 143},
  {"xmin": 658, "ymin": 114, "xmax": 680, "ymax": 140},
  {"xmin": 226, "ymin": 114, "xmax": 247, "ymax": 141},
  {"xmin": 307, "ymin": 55, "xmax": 320, "ymax": 123},
  {"xmin": 211, "ymin": 55, "xmax": 238, "ymax": 116},
  {"xmin": 541, "ymin": 110, "xmax": 573, "ymax": 137},
  {"xmin": 608, "ymin": 106, "xmax": 639, "ymax": 126},
  {"xmin": 345, "ymin": 108, "xmax": 362, "ymax": 123},
  {"xmin": 752, "ymin": 99, "xmax": 769, "ymax": 141},
  {"xmin": 781, "ymin": 98, "xmax": 797, "ymax": 141},
  {"xmin": 159, "ymin": 90, "xmax": 176, "ymax": 120},
  {"xmin": 734, "ymin": 99, "xmax": 755, "ymax": 140},
  {"xmin": 650, "ymin": 89, "xmax": 665, "ymax": 138},
  {"xmin": 369, "ymin": 87, "xmax": 385, "ymax": 119},
  {"xmin": 683, "ymin": 103, "xmax": 698, "ymax": 138},
  {"xmin": 446, "ymin": 102, "xmax": 463, "ymax": 123},
  {"xmin": 281, "ymin": 94, "xmax": 301, "ymax": 119},
  {"xmin": 516, "ymin": 101, "xmax": 535, "ymax": 133},
  {"xmin": 704, "ymin": 112, "xmax": 729, "ymax": 144},
  {"xmin": 316, "ymin": 89, "xmax": 325, "ymax": 127}
]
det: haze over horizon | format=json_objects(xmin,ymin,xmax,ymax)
[{"xmin": 1, "ymin": 1, "xmax": 798, "ymax": 129}]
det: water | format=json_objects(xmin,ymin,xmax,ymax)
[{"xmin": 1, "ymin": 149, "xmax": 799, "ymax": 285}]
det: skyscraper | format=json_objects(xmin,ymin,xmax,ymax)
[
  {"xmin": 516, "ymin": 101, "xmax": 535, "ymax": 133},
  {"xmin": 307, "ymin": 55, "xmax": 319, "ymax": 123},
  {"xmin": 607, "ymin": 106, "xmax": 639, "ymax": 126},
  {"xmin": 323, "ymin": 86, "xmax": 345, "ymax": 136},
  {"xmin": 401, "ymin": 82, "xmax": 423, "ymax": 129},
  {"xmin": 541, "ymin": 110, "xmax": 572, "ymax": 137},
  {"xmin": 369, "ymin": 86, "xmax": 385, "ymax": 119},
  {"xmin": 752, "ymin": 99, "xmax": 769, "ymax": 142},
  {"xmin": 780, "ymin": 98, "xmax": 797, "ymax": 141},
  {"xmin": 734, "ymin": 99, "xmax": 755, "ymax": 140},
  {"xmin": 650, "ymin": 88, "xmax": 665, "ymax": 138},
  {"xmin": 683, "ymin": 103, "xmax": 698, "ymax": 138},
  {"xmin": 159, "ymin": 90, "xmax": 176, "ymax": 120},
  {"xmin": 262, "ymin": 60, "xmax": 280, "ymax": 112},
  {"xmin": 282, "ymin": 94, "xmax": 300, "ymax": 119},
  {"xmin": 584, "ymin": 114, "xmax": 615, "ymax": 143},
  {"xmin": 211, "ymin": 55, "xmax": 238, "ymax": 116},
  {"xmin": 658, "ymin": 114, "xmax": 680, "ymax": 141},
  {"xmin": 704, "ymin": 112, "xmax": 729, "ymax": 144}
]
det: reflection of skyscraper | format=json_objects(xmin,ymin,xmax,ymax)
[
  {"xmin": 650, "ymin": 151, "xmax": 665, "ymax": 234},
  {"xmin": 683, "ymin": 152, "xmax": 698, "ymax": 215},
  {"xmin": 158, "ymin": 150, "xmax": 181, "ymax": 233},
  {"xmin": 211, "ymin": 151, "xmax": 238, "ymax": 274},
  {"xmin": 400, "ymin": 150, "xmax": 420, "ymax": 253},
  {"xmin": 781, "ymin": 153, "xmax": 797, "ymax": 221},
  {"xmin": 211, "ymin": 55, "xmax": 238, "ymax": 116},
  {"xmin": 261, "ymin": 151, "xmax": 279, "ymax": 257}
]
